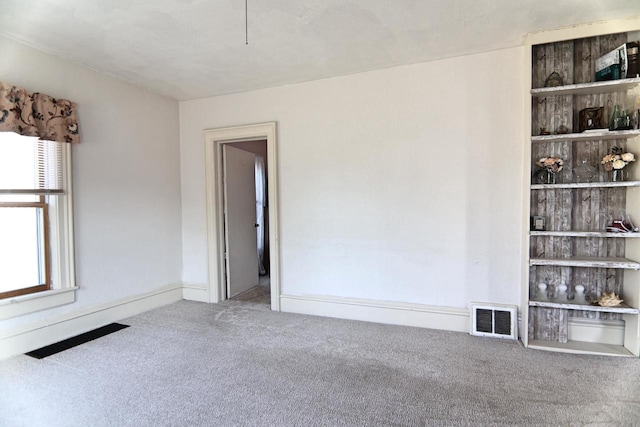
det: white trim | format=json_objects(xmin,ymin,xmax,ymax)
[
  {"xmin": 0, "ymin": 287, "xmax": 77, "ymax": 320},
  {"xmin": 204, "ymin": 122, "xmax": 281, "ymax": 310},
  {"xmin": 47, "ymin": 143, "xmax": 76, "ymax": 291},
  {"xmin": 0, "ymin": 283, "xmax": 183, "ymax": 360},
  {"xmin": 280, "ymin": 294, "xmax": 469, "ymax": 332},
  {"xmin": 521, "ymin": 21, "xmax": 533, "ymax": 348},
  {"xmin": 182, "ymin": 283, "xmax": 209, "ymax": 302},
  {"xmin": 60, "ymin": 143, "xmax": 76, "ymax": 290},
  {"xmin": 525, "ymin": 17, "xmax": 640, "ymax": 46}
]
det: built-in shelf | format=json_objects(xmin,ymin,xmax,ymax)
[
  {"xmin": 530, "ymin": 257, "xmax": 640, "ymax": 269},
  {"xmin": 531, "ymin": 77, "xmax": 640, "ymax": 96},
  {"xmin": 531, "ymin": 129, "xmax": 640, "ymax": 143},
  {"xmin": 528, "ymin": 339, "xmax": 634, "ymax": 357},
  {"xmin": 529, "ymin": 300, "xmax": 640, "ymax": 314},
  {"xmin": 531, "ymin": 181, "xmax": 640, "ymax": 190},
  {"xmin": 530, "ymin": 230, "xmax": 640, "ymax": 238},
  {"xmin": 526, "ymin": 30, "xmax": 640, "ymax": 358}
]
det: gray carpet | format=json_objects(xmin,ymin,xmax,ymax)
[{"xmin": 1, "ymin": 300, "xmax": 639, "ymax": 426}]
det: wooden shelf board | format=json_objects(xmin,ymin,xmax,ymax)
[
  {"xmin": 528, "ymin": 339, "xmax": 635, "ymax": 357},
  {"xmin": 529, "ymin": 300, "xmax": 640, "ymax": 314},
  {"xmin": 531, "ymin": 77, "xmax": 640, "ymax": 96},
  {"xmin": 531, "ymin": 181, "xmax": 640, "ymax": 190},
  {"xmin": 530, "ymin": 230, "xmax": 640, "ymax": 238},
  {"xmin": 531, "ymin": 129, "xmax": 640, "ymax": 143},
  {"xmin": 529, "ymin": 257, "xmax": 640, "ymax": 269}
]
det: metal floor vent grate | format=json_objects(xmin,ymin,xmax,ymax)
[{"xmin": 470, "ymin": 303, "xmax": 518, "ymax": 340}]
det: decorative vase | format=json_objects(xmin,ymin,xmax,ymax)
[
  {"xmin": 610, "ymin": 104, "xmax": 622, "ymax": 130},
  {"xmin": 545, "ymin": 170, "xmax": 556, "ymax": 184},
  {"xmin": 612, "ymin": 169, "xmax": 625, "ymax": 182}
]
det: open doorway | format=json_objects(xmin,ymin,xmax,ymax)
[
  {"xmin": 224, "ymin": 140, "xmax": 270, "ymax": 305},
  {"xmin": 203, "ymin": 122, "xmax": 280, "ymax": 311}
]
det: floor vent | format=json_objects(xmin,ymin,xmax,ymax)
[
  {"xmin": 470, "ymin": 303, "xmax": 518, "ymax": 340},
  {"xmin": 25, "ymin": 323, "xmax": 130, "ymax": 359}
]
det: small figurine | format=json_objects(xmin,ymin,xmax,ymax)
[
  {"xmin": 544, "ymin": 71, "xmax": 564, "ymax": 87},
  {"xmin": 537, "ymin": 283, "xmax": 547, "ymax": 300}
]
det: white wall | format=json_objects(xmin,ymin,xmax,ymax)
[
  {"xmin": 180, "ymin": 46, "xmax": 525, "ymax": 310},
  {"xmin": 0, "ymin": 35, "xmax": 182, "ymax": 331}
]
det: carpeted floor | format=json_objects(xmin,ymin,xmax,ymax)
[{"xmin": 1, "ymin": 300, "xmax": 639, "ymax": 426}]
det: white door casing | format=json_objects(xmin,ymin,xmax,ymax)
[
  {"xmin": 223, "ymin": 145, "xmax": 259, "ymax": 298},
  {"xmin": 204, "ymin": 122, "xmax": 280, "ymax": 310}
]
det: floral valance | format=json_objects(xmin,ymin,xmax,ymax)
[{"xmin": 0, "ymin": 82, "xmax": 80, "ymax": 143}]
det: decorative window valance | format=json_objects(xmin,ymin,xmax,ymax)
[{"xmin": 0, "ymin": 82, "xmax": 80, "ymax": 143}]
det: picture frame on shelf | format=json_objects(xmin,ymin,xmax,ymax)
[
  {"xmin": 578, "ymin": 107, "xmax": 605, "ymax": 132},
  {"xmin": 530, "ymin": 216, "xmax": 546, "ymax": 231}
]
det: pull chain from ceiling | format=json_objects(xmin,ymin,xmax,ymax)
[{"xmin": 245, "ymin": 0, "xmax": 248, "ymax": 45}]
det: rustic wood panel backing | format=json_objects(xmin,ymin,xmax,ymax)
[
  {"xmin": 569, "ymin": 140, "xmax": 628, "ymax": 184},
  {"xmin": 529, "ymin": 307, "xmax": 568, "ymax": 342},
  {"xmin": 533, "ymin": 42, "xmax": 574, "ymax": 88},
  {"xmin": 532, "ymin": 96, "xmax": 573, "ymax": 136},
  {"xmin": 573, "ymin": 33, "xmax": 627, "ymax": 84},
  {"xmin": 529, "ymin": 189, "xmax": 573, "ymax": 230},
  {"xmin": 531, "ymin": 141, "xmax": 572, "ymax": 184},
  {"xmin": 574, "ymin": 92, "xmax": 633, "ymax": 133},
  {"xmin": 529, "ymin": 265, "xmax": 623, "ymax": 322},
  {"xmin": 569, "ymin": 267, "xmax": 623, "ymax": 321},
  {"xmin": 574, "ymin": 33, "xmax": 630, "ymax": 131},
  {"xmin": 570, "ymin": 188, "xmax": 627, "ymax": 230},
  {"xmin": 532, "ymin": 41, "xmax": 573, "ymax": 136}
]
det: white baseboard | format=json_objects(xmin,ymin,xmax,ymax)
[
  {"xmin": 280, "ymin": 294, "xmax": 470, "ymax": 333},
  {"xmin": 281, "ymin": 295, "xmax": 627, "ymax": 346},
  {"xmin": 568, "ymin": 318, "xmax": 625, "ymax": 345},
  {"xmin": 0, "ymin": 283, "xmax": 183, "ymax": 360},
  {"xmin": 182, "ymin": 283, "xmax": 209, "ymax": 302}
]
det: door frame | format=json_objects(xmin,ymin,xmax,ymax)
[{"xmin": 204, "ymin": 122, "xmax": 280, "ymax": 310}]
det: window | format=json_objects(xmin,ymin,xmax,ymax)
[
  {"xmin": 0, "ymin": 194, "xmax": 50, "ymax": 298},
  {"xmin": 0, "ymin": 132, "xmax": 75, "ymax": 318}
]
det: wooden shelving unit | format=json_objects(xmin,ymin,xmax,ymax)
[
  {"xmin": 529, "ymin": 300, "xmax": 640, "ymax": 314},
  {"xmin": 530, "ymin": 257, "xmax": 640, "ymax": 269},
  {"xmin": 525, "ymin": 28, "xmax": 640, "ymax": 357},
  {"xmin": 531, "ymin": 129, "xmax": 640, "ymax": 143},
  {"xmin": 530, "ymin": 77, "xmax": 640, "ymax": 96},
  {"xmin": 531, "ymin": 181, "xmax": 640, "ymax": 189},
  {"xmin": 531, "ymin": 230, "xmax": 640, "ymax": 238}
]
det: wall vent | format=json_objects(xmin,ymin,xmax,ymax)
[{"xmin": 470, "ymin": 302, "xmax": 518, "ymax": 340}]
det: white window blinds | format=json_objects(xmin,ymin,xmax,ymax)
[{"xmin": 0, "ymin": 132, "xmax": 64, "ymax": 194}]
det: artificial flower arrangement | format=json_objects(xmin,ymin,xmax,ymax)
[
  {"xmin": 601, "ymin": 146, "xmax": 636, "ymax": 171},
  {"xmin": 536, "ymin": 156, "xmax": 564, "ymax": 173}
]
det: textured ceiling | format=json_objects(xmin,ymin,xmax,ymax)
[{"xmin": 0, "ymin": 0, "xmax": 639, "ymax": 100}]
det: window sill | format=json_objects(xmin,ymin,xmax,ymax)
[{"xmin": 0, "ymin": 287, "xmax": 78, "ymax": 320}]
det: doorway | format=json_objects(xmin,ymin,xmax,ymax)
[
  {"xmin": 203, "ymin": 122, "xmax": 280, "ymax": 311},
  {"xmin": 224, "ymin": 140, "xmax": 270, "ymax": 304}
]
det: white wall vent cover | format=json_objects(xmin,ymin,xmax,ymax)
[{"xmin": 470, "ymin": 302, "xmax": 518, "ymax": 340}]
